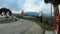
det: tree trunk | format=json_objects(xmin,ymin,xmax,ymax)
[{"xmin": 53, "ymin": 4, "xmax": 60, "ymax": 34}]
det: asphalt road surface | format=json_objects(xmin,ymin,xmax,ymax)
[{"xmin": 0, "ymin": 19, "xmax": 43, "ymax": 34}]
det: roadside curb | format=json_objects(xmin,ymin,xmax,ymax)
[{"xmin": 43, "ymin": 30, "xmax": 55, "ymax": 34}]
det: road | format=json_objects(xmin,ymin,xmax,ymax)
[{"xmin": 0, "ymin": 19, "xmax": 43, "ymax": 34}]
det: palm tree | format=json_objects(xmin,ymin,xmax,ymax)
[{"xmin": 20, "ymin": 10, "xmax": 24, "ymax": 17}]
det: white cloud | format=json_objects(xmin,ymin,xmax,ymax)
[
  {"xmin": 39, "ymin": 1, "xmax": 45, "ymax": 10},
  {"xmin": 42, "ymin": 5, "xmax": 54, "ymax": 14},
  {"xmin": 0, "ymin": 0, "xmax": 54, "ymax": 14},
  {"xmin": 25, "ymin": 0, "xmax": 36, "ymax": 4},
  {"xmin": 21, "ymin": 0, "xmax": 54, "ymax": 14},
  {"xmin": 12, "ymin": 10, "xmax": 20, "ymax": 14},
  {"xmin": 12, "ymin": 9, "xmax": 23, "ymax": 14},
  {"xmin": 23, "ymin": 0, "xmax": 53, "ymax": 13},
  {"xmin": 23, "ymin": 3, "xmax": 40, "ymax": 12},
  {"xmin": 23, "ymin": 1, "xmax": 45, "ymax": 12},
  {"xmin": 0, "ymin": 6, "xmax": 2, "ymax": 8}
]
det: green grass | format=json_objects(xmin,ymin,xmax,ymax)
[
  {"xmin": 36, "ymin": 22, "xmax": 54, "ymax": 31},
  {"xmin": 21, "ymin": 16, "xmax": 54, "ymax": 31}
]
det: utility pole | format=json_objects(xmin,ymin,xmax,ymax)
[{"xmin": 51, "ymin": 3, "xmax": 52, "ymax": 17}]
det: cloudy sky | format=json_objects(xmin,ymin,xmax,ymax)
[{"xmin": 0, "ymin": 0, "xmax": 54, "ymax": 13}]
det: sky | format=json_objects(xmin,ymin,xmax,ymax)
[{"xmin": 0, "ymin": 0, "xmax": 54, "ymax": 14}]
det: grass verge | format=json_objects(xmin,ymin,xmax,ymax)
[{"xmin": 21, "ymin": 16, "xmax": 54, "ymax": 31}]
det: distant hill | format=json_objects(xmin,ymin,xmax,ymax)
[
  {"xmin": 12, "ymin": 12, "xmax": 54, "ymax": 18},
  {"xmin": 43, "ymin": 13, "xmax": 54, "ymax": 18},
  {"xmin": 24, "ymin": 12, "xmax": 39, "ymax": 17},
  {"xmin": 24, "ymin": 12, "xmax": 54, "ymax": 18}
]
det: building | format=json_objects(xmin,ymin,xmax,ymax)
[{"xmin": 0, "ymin": 8, "xmax": 12, "ymax": 17}]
